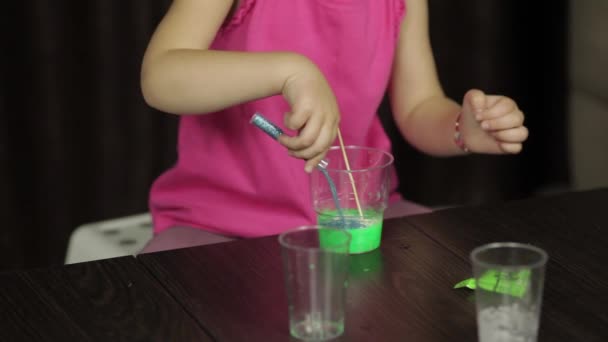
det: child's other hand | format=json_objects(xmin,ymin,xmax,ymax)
[
  {"xmin": 460, "ymin": 89, "xmax": 529, "ymax": 154},
  {"xmin": 279, "ymin": 56, "xmax": 340, "ymax": 173}
]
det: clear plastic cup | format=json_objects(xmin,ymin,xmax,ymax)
[
  {"xmin": 279, "ymin": 226, "xmax": 351, "ymax": 341},
  {"xmin": 311, "ymin": 146, "xmax": 394, "ymax": 254},
  {"xmin": 471, "ymin": 242, "xmax": 549, "ymax": 342}
]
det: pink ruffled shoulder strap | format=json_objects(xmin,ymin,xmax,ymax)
[
  {"xmin": 394, "ymin": 0, "xmax": 406, "ymax": 39},
  {"xmin": 219, "ymin": 0, "xmax": 257, "ymax": 34}
]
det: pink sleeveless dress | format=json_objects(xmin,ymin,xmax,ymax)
[{"xmin": 149, "ymin": 0, "xmax": 407, "ymax": 236}]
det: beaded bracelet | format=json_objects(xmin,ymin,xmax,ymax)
[{"xmin": 454, "ymin": 112, "xmax": 469, "ymax": 153}]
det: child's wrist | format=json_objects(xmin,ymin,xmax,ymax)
[
  {"xmin": 277, "ymin": 53, "xmax": 304, "ymax": 93},
  {"xmin": 280, "ymin": 52, "xmax": 312, "ymax": 79}
]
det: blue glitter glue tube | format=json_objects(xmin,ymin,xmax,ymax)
[
  {"xmin": 249, "ymin": 112, "xmax": 345, "ymax": 220},
  {"xmin": 250, "ymin": 113, "xmax": 284, "ymax": 140},
  {"xmin": 250, "ymin": 112, "xmax": 330, "ymax": 171}
]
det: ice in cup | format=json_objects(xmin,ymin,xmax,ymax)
[{"xmin": 471, "ymin": 242, "xmax": 548, "ymax": 342}]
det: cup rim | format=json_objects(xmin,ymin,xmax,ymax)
[
  {"xmin": 278, "ymin": 225, "xmax": 351, "ymax": 252},
  {"xmin": 470, "ymin": 242, "xmax": 549, "ymax": 270},
  {"xmin": 323, "ymin": 145, "xmax": 394, "ymax": 172}
]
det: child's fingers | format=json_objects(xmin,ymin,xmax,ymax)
[
  {"xmin": 283, "ymin": 109, "xmax": 312, "ymax": 131},
  {"xmin": 280, "ymin": 113, "xmax": 323, "ymax": 151},
  {"xmin": 480, "ymin": 110, "xmax": 525, "ymax": 130},
  {"xmin": 305, "ymin": 152, "xmax": 328, "ymax": 173},
  {"xmin": 500, "ymin": 142, "xmax": 523, "ymax": 154},
  {"xmin": 491, "ymin": 126, "xmax": 529, "ymax": 143},
  {"xmin": 484, "ymin": 95, "xmax": 506, "ymax": 108},
  {"xmin": 304, "ymin": 124, "xmax": 338, "ymax": 173},
  {"xmin": 289, "ymin": 120, "xmax": 334, "ymax": 160},
  {"xmin": 464, "ymin": 89, "xmax": 486, "ymax": 115},
  {"xmin": 479, "ymin": 97, "xmax": 518, "ymax": 120}
]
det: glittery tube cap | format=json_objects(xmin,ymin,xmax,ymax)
[{"xmin": 250, "ymin": 113, "xmax": 284, "ymax": 140}]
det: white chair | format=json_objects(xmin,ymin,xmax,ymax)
[{"xmin": 65, "ymin": 213, "xmax": 153, "ymax": 264}]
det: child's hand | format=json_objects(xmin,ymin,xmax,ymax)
[
  {"xmin": 279, "ymin": 56, "xmax": 340, "ymax": 172},
  {"xmin": 460, "ymin": 89, "xmax": 529, "ymax": 154}
]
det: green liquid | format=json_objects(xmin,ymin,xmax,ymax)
[
  {"xmin": 318, "ymin": 209, "xmax": 383, "ymax": 254},
  {"xmin": 349, "ymin": 249, "xmax": 383, "ymax": 278}
]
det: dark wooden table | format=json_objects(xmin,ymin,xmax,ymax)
[
  {"xmin": 0, "ymin": 256, "xmax": 212, "ymax": 341},
  {"xmin": 2, "ymin": 189, "xmax": 607, "ymax": 341}
]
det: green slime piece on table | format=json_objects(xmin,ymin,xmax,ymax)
[
  {"xmin": 454, "ymin": 269, "xmax": 531, "ymax": 298},
  {"xmin": 318, "ymin": 208, "xmax": 383, "ymax": 254}
]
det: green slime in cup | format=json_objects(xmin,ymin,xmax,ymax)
[{"xmin": 318, "ymin": 209, "xmax": 383, "ymax": 254}]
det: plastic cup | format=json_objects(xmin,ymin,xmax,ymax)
[
  {"xmin": 311, "ymin": 146, "xmax": 393, "ymax": 254},
  {"xmin": 471, "ymin": 242, "xmax": 548, "ymax": 342},
  {"xmin": 279, "ymin": 226, "xmax": 351, "ymax": 341}
]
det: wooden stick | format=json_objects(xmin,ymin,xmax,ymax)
[{"xmin": 337, "ymin": 128, "xmax": 363, "ymax": 216}]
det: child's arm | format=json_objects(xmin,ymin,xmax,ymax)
[
  {"xmin": 141, "ymin": 0, "xmax": 340, "ymax": 172},
  {"xmin": 141, "ymin": 0, "xmax": 297, "ymax": 114},
  {"xmin": 389, "ymin": 0, "xmax": 528, "ymax": 156}
]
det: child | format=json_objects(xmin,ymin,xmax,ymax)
[{"xmin": 139, "ymin": 0, "xmax": 528, "ymax": 253}]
